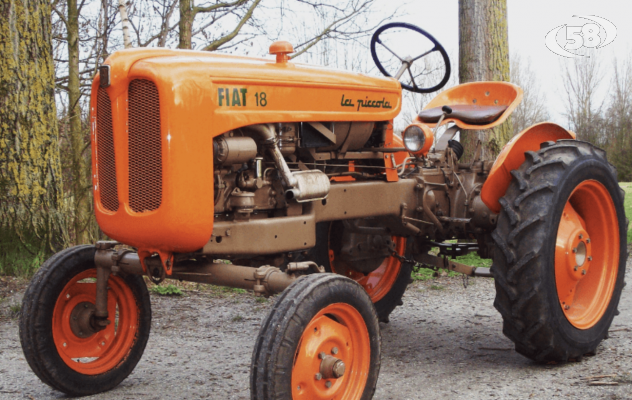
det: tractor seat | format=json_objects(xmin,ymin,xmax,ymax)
[{"xmin": 418, "ymin": 105, "xmax": 508, "ymax": 125}]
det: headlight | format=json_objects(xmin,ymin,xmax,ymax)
[{"xmin": 403, "ymin": 125, "xmax": 425, "ymax": 152}]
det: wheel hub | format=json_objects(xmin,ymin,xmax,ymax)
[
  {"xmin": 319, "ymin": 354, "xmax": 346, "ymax": 379},
  {"xmin": 556, "ymin": 203, "xmax": 593, "ymax": 310},
  {"xmin": 69, "ymin": 302, "xmax": 98, "ymax": 339},
  {"xmin": 562, "ymin": 226, "xmax": 592, "ymax": 282}
]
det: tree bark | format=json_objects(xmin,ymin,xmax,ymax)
[
  {"xmin": 179, "ymin": 0, "xmax": 193, "ymax": 49},
  {"xmin": 458, "ymin": 0, "xmax": 512, "ymax": 160},
  {"xmin": 67, "ymin": 0, "xmax": 91, "ymax": 244},
  {"xmin": 0, "ymin": 0, "xmax": 64, "ymax": 255}
]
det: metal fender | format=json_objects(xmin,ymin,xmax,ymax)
[{"xmin": 481, "ymin": 122, "xmax": 576, "ymax": 214}]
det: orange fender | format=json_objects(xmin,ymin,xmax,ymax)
[{"xmin": 481, "ymin": 122, "xmax": 576, "ymax": 214}]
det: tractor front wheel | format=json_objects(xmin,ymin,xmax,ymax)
[
  {"xmin": 491, "ymin": 140, "xmax": 627, "ymax": 362},
  {"xmin": 251, "ymin": 273, "xmax": 381, "ymax": 400},
  {"xmin": 19, "ymin": 245, "xmax": 152, "ymax": 396}
]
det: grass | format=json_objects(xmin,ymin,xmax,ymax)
[
  {"xmin": 620, "ymin": 182, "xmax": 632, "ymax": 244},
  {"xmin": 149, "ymin": 284, "xmax": 183, "ymax": 296},
  {"xmin": 231, "ymin": 314, "xmax": 244, "ymax": 322},
  {"xmin": 411, "ymin": 243, "xmax": 490, "ymax": 282},
  {"xmin": 9, "ymin": 302, "xmax": 21, "ymax": 318},
  {"xmin": 0, "ymin": 228, "xmax": 48, "ymax": 277}
]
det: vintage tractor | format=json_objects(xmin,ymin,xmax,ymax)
[{"xmin": 20, "ymin": 23, "xmax": 627, "ymax": 399}]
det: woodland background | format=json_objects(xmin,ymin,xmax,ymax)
[{"xmin": 1, "ymin": 0, "xmax": 631, "ymax": 276}]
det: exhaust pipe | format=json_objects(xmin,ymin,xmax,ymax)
[{"xmin": 246, "ymin": 124, "xmax": 330, "ymax": 202}]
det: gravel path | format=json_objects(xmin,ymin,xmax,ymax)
[{"xmin": 0, "ymin": 258, "xmax": 630, "ymax": 400}]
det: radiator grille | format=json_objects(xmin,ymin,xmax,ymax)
[
  {"xmin": 96, "ymin": 88, "xmax": 119, "ymax": 212},
  {"xmin": 128, "ymin": 79, "xmax": 162, "ymax": 213}
]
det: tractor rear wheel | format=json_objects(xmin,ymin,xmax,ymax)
[
  {"xmin": 491, "ymin": 140, "xmax": 627, "ymax": 362},
  {"xmin": 310, "ymin": 222, "xmax": 413, "ymax": 323},
  {"xmin": 251, "ymin": 273, "xmax": 380, "ymax": 400},
  {"xmin": 19, "ymin": 245, "xmax": 152, "ymax": 396}
]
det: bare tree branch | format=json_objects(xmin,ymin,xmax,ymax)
[{"xmin": 202, "ymin": 0, "xmax": 262, "ymax": 51}]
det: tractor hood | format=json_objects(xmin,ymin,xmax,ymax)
[{"xmin": 101, "ymin": 48, "xmax": 402, "ymax": 135}]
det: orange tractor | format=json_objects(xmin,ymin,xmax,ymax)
[{"xmin": 20, "ymin": 23, "xmax": 627, "ymax": 399}]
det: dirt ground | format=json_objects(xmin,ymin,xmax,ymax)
[{"xmin": 0, "ymin": 258, "xmax": 630, "ymax": 400}]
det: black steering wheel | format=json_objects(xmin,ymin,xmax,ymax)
[{"xmin": 371, "ymin": 22, "xmax": 451, "ymax": 93}]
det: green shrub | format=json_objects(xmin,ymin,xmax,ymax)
[{"xmin": 149, "ymin": 284, "xmax": 183, "ymax": 296}]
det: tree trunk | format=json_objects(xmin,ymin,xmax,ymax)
[
  {"xmin": 458, "ymin": 0, "xmax": 512, "ymax": 160},
  {"xmin": 67, "ymin": 0, "xmax": 91, "ymax": 244},
  {"xmin": 0, "ymin": 0, "xmax": 64, "ymax": 261},
  {"xmin": 179, "ymin": 0, "xmax": 193, "ymax": 49},
  {"xmin": 118, "ymin": 0, "xmax": 132, "ymax": 48}
]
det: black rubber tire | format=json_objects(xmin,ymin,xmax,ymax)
[
  {"xmin": 491, "ymin": 140, "xmax": 628, "ymax": 363},
  {"xmin": 251, "ymin": 273, "xmax": 381, "ymax": 400},
  {"xmin": 311, "ymin": 222, "xmax": 413, "ymax": 323},
  {"xmin": 19, "ymin": 245, "xmax": 152, "ymax": 396}
]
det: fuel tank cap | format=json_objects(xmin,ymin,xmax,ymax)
[{"xmin": 269, "ymin": 41, "xmax": 294, "ymax": 63}]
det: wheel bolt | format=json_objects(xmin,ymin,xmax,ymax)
[
  {"xmin": 325, "ymin": 381, "xmax": 332, "ymax": 388},
  {"xmin": 572, "ymin": 248, "xmax": 577, "ymax": 253},
  {"xmin": 331, "ymin": 347, "xmax": 339, "ymax": 355},
  {"xmin": 579, "ymin": 234, "xmax": 583, "ymax": 239},
  {"xmin": 319, "ymin": 352, "xmax": 326, "ymax": 360},
  {"xmin": 63, "ymin": 342, "xmax": 67, "ymax": 347},
  {"xmin": 564, "ymin": 305, "xmax": 570, "ymax": 310},
  {"xmin": 574, "ymin": 266, "xmax": 578, "ymax": 271},
  {"xmin": 588, "ymin": 256, "xmax": 593, "ymax": 261},
  {"xmin": 582, "ymin": 270, "xmax": 587, "ymax": 275},
  {"xmin": 315, "ymin": 373, "xmax": 322, "ymax": 381},
  {"xmin": 586, "ymin": 238, "xmax": 591, "ymax": 243}
]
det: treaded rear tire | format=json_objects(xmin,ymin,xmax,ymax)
[{"xmin": 491, "ymin": 140, "xmax": 627, "ymax": 362}]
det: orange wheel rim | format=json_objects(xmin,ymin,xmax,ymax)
[
  {"xmin": 292, "ymin": 303, "xmax": 370, "ymax": 400},
  {"xmin": 52, "ymin": 269, "xmax": 139, "ymax": 375},
  {"xmin": 555, "ymin": 180, "xmax": 619, "ymax": 330},
  {"xmin": 329, "ymin": 236, "xmax": 406, "ymax": 302}
]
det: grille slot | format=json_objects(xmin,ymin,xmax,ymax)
[
  {"xmin": 128, "ymin": 79, "xmax": 162, "ymax": 213},
  {"xmin": 96, "ymin": 88, "xmax": 119, "ymax": 212}
]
